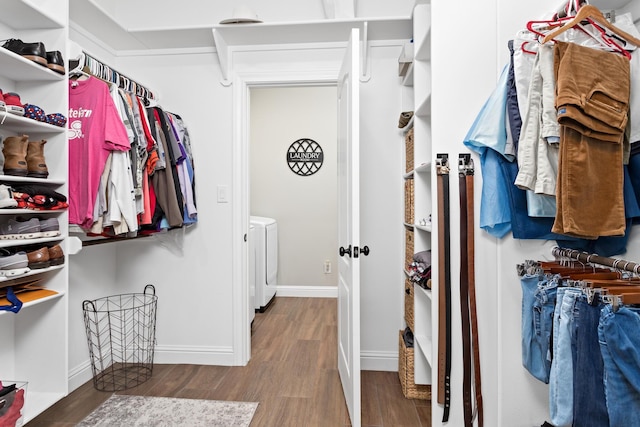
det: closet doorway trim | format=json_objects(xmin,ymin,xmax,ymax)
[{"xmin": 232, "ymin": 69, "xmax": 339, "ymax": 365}]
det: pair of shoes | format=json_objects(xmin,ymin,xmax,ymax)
[
  {"xmin": 22, "ymin": 103, "xmax": 66, "ymax": 127},
  {"xmin": 25, "ymin": 244, "xmax": 64, "ymax": 269},
  {"xmin": 0, "ymin": 217, "xmax": 59, "ymax": 240},
  {"xmin": 0, "ymin": 39, "xmax": 65, "ymax": 74},
  {"xmin": 0, "ymin": 250, "xmax": 29, "ymax": 277},
  {"xmin": 0, "ymin": 185, "xmax": 17, "ymax": 209},
  {"xmin": 2, "ymin": 135, "xmax": 48, "ymax": 178},
  {"xmin": 0, "ymin": 91, "xmax": 25, "ymax": 116}
]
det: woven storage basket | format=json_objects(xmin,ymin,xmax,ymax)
[
  {"xmin": 404, "ymin": 279, "xmax": 414, "ymax": 331},
  {"xmin": 398, "ymin": 330, "xmax": 432, "ymax": 400},
  {"xmin": 405, "ymin": 127, "xmax": 414, "ymax": 173},
  {"xmin": 405, "ymin": 227, "xmax": 414, "ymax": 270},
  {"xmin": 404, "ymin": 178, "xmax": 414, "ymax": 224}
]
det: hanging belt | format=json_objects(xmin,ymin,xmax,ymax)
[
  {"xmin": 436, "ymin": 154, "xmax": 451, "ymax": 422},
  {"xmin": 459, "ymin": 154, "xmax": 483, "ymax": 427}
]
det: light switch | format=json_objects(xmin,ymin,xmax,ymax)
[{"xmin": 217, "ymin": 185, "xmax": 229, "ymax": 203}]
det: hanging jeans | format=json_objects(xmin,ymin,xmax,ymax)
[
  {"xmin": 521, "ymin": 273, "xmax": 551, "ymax": 382},
  {"xmin": 598, "ymin": 304, "xmax": 640, "ymax": 427},
  {"xmin": 549, "ymin": 286, "xmax": 581, "ymax": 427},
  {"xmin": 572, "ymin": 294, "xmax": 609, "ymax": 427}
]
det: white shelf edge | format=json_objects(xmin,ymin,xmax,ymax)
[
  {"xmin": 415, "ymin": 224, "xmax": 432, "ymax": 232},
  {"xmin": 403, "ymin": 170, "xmax": 414, "ymax": 179},
  {"xmin": 0, "ymin": 235, "xmax": 63, "ymax": 249},
  {"xmin": 415, "ymin": 162, "xmax": 431, "ymax": 173},
  {"xmin": 415, "ymin": 333, "xmax": 433, "ymax": 366},
  {"xmin": 401, "ymin": 62, "xmax": 414, "ymax": 86},
  {"xmin": 414, "ymin": 283, "xmax": 432, "ymax": 300},
  {"xmin": 0, "ymin": 289, "xmax": 65, "ymax": 317},
  {"xmin": 415, "ymin": 94, "xmax": 431, "ymax": 117},
  {"xmin": 0, "ymin": 264, "xmax": 64, "ymax": 284},
  {"xmin": 0, "ymin": 176, "xmax": 65, "ymax": 186}
]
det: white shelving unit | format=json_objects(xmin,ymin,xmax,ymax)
[
  {"xmin": 401, "ymin": 0, "xmax": 432, "ymax": 386},
  {"xmin": 0, "ymin": 0, "xmax": 69, "ymax": 423}
]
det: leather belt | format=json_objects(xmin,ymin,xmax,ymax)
[
  {"xmin": 459, "ymin": 154, "xmax": 483, "ymax": 427},
  {"xmin": 436, "ymin": 154, "xmax": 451, "ymax": 422}
]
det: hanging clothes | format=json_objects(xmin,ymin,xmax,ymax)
[{"xmin": 68, "ymin": 76, "xmax": 131, "ymax": 229}]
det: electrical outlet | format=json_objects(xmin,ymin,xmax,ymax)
[{"xmin": 324, "ymin": 260, "xmax": 331, "ymax": 274}]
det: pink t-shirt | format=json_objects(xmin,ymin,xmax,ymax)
[{"xmin": 68, "ymin": 76, "xmax": 130, "ymax": 228}]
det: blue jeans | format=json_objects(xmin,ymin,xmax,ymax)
[
  {"xmin": 521, "ymin": 273, "xmax": 550, "ymax": 382},
  {"xmin": 598, "ymin": 304, "xmax": 640, "ymax": 427},
  {"xmin": 532, "ymin": 277, "xmax": 558, "ymax": 384},
  {"xmin": 549, "ymin": 287, "xmax": 581, "ymax": 426},
  {"xmin": 573, "ymin": 295, "xmax": 609, "ymax": 427}
]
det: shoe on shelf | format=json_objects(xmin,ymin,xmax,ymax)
[
  {"xmin": 398, "ymin": 111, "xmax": 414, "ymax": 128},
  {"xmin": 45, "ymin": 51, "xmax": 65, "ymax": 74},
  {"xmin": 47, "ymin": 244, "xmax": 64, "ymax": 266},
  {"xmin": 23, "ymin": 104, "xmax": 47, "ymax": 123},
  {"xmin": 3, "ymin": 93, "xmax": 25, "ymax": 116},
  {"xmin": 2, "ymin": 135, "xmax": 28, "ymax": 176},
  {"xmin": 26, "ymin": 139, "xmax": 48, "ymax": 179},
  {"xmin": 25, "ymin": 246, "xmax": 49, "ymax": 269},
  {"xmin": 0, "ymin": 185, "xmax": 17, "ymax": 209},
  {"xmin": 0, "ymin": 217, "xmax": 40, "ymax": 240},
  {"xmin": 38, "ymin": 217, "xmax": 59, "ymax": 238},
  {"xmin": 0, "ymin": 251, "xmax": 29, "ymax": 277},
  {"xmin": 1, "ymin": 39, "xmax": 47, "ymax": 67},
  {"xmin": 45, "ymin": 113, "xmax": 67, "ymax": 127}
]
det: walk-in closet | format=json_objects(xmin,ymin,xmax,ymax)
[{"xmin": 1, "ymin": 0, "xmax": 639, "ymax": 426}]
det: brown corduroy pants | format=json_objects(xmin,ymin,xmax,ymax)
[{"xmin": 552, "ymin": 41, "xmax": 630, "ymax": 238}]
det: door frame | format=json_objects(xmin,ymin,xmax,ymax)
[{"xmin": 232, "ymin": 70, "xmax": 340, "ymax": 365}]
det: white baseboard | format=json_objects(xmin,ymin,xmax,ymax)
[
  {"xmin": 275, "ymin": 285, "xmax": 337, "ymax": 298},
  {"xmin": 154, "ymin": 345, "xmax": 236, "ymax": 365},
  {"xmin": 68, "ymin": 360, "xmax": 93, "ymax": 392},
  {"xmin": 361, "ymin": 350, "xmax": 398, "ymax": 372}
]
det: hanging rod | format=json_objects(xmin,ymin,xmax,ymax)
[
  {"xmin": 551, "ymin": 246, "xmax": 640, "ymax": 275},
  {"xmin": 76, "ymin": 51, "xmax": 157, "ymax": 103}
]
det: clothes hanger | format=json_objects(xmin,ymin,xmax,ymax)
[
  {"xmin": 542, "ymin": 4, "xmax": 640, "ymax": 48},
  {"xmin": 68, "ymin": 52, "xmax": 91, "ymax": 81}
]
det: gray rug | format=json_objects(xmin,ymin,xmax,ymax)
[{"xmin": 77, "ymin": 395, "xmax": 259, "ymax": 426}]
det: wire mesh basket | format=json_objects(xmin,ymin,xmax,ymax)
[{"xmin": 83, "ymin": 284, "xmax": 158, "ymax": 391}]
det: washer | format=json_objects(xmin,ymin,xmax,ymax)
[
  {"xmin": 250, "ymin": 216, "xmax": 278, "ymax": 311},
  {"xmin": 248, "ymin": 224, "xmax": 256, "ymax": 324}
]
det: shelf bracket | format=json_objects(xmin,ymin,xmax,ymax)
[
  {"xmin": 360, "ymin": 21, "xmax": 371, "ymax": 82},
  {"xmin": 212, "ymin": 29, "xmax": 232, "ymax": 87}
]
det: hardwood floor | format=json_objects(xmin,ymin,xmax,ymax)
[{"xmin": 27, "ymin": 297, "xmax": 431, "ymax": 426}]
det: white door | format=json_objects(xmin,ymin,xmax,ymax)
[{"xmin": 337, "ymin": 27, "xmax": 361, "ymax": 427}]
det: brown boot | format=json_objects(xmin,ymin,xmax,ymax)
[
  {"xmin": 2, "ymin": 135, "xmax": 28, "ymax": 176},
  {"xmin": 26, "ymin": 139, "xmax": 48, "ymax": 178}
]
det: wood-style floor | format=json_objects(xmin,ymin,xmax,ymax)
[{"xmin": 27, "ymin": 297, "xmax": 431, "ymax": 427}]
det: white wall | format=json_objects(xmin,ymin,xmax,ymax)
[{"xmin": 250, "ymin": 86, "xmax": 338, "ymax": 288}]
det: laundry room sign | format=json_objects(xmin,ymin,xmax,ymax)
[{"xmin": 287, "ymin": 138, "xmax": 324, "ymax": 176}]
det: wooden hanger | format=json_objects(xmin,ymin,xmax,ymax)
[{"xmin": 542, "ymin": 4, "xmax": 640, "ymax": 47}]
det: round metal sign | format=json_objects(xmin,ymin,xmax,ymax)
[{"xmin": 286, "ymin": 138, "xmax": 324, "ymax": 176}]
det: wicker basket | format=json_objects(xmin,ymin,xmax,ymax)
[
  {"xmin": 404, "ymin": 279, "xmax": 414, "ymax": 331},
  {"xmin": 405, "ymin": 227, "xmax": 414, "ymax": 270},
  {"xmin": 398, "ymin": 330, "xmax": 432, "ymax": 400},
  {"xmin": 405, "ymin": 128, "xmax": 414, "ymax": 173},
  {"xmin": 404, "ymin": 178, "xmax": 414, "ymax": 224}
]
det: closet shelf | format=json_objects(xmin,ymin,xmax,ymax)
[
  {"xmin": 415, "ymin": 333, "xmax": 433, "ymax": 366},
  {"xmin": 0, "ymin": 263, "xmax": 64, "ymax": 284},
  {"xmin": 0, "ymin": 176, "xmax": 65, "ymax": 186},
  {"xmin": 0, "ymin": 290, "xmax": 64, "ymax": 317},
  {"xmin": 0, "ymin": 0, "xmax": 65, "ymax": 30},
  {"xmin": 0, "ymin": 113, "xmax": 68, "ymax": 135},
  {"xmin": 0, "ymin": 48, "xmax": 66, "ymax": 82},
  {"xmin": 415, "ymin": 223, "xmax": 432, "ymax": 232},
  {"xmin": 0, "ymin": 236, "xmax": 64, "ymax": 249}
]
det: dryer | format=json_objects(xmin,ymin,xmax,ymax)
[{"xmin": 250, "ymin": 216, "xmax": 278, "ymax": 311}]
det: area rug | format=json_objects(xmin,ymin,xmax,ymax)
[{"xmin": 77, "ymin": 395, "xmax": 259, "ymax": 426}]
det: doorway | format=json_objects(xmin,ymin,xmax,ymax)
[{"xmin": 249, "ymin": 85, "xmax": 339, "ymax": 320}]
